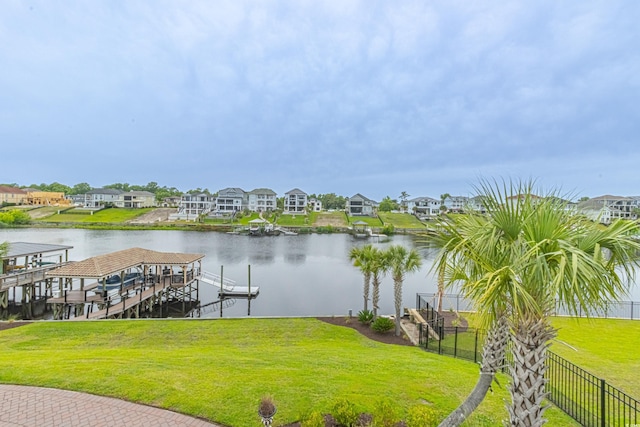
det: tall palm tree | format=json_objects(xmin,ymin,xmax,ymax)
[
  {"xmin": 430, "ymin": 179, "xmax": 640, "ymax": 426},
  {"xmin": 349, "ymin": 244, "xmax": 375, "ymax": 311},
  {"xmin": 386, "ymin": 245, "xmax": 422, "ymax": 336},
  {"xmin": 369, "ymin": 246, "xmax": 389, "ymax": 320}
]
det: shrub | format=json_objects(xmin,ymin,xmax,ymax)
[
  {"xmin": 405, "ymin": 405, "xmax": 439, "ymax": 427},
  {"xmin": 301, "ymin": 410, "xmax": 325, "ymax": 427},
  {"xmin": 371, "ymin": 317, "xmax": 394, "ymax": 333},
  {"xmin": 371, "ymin": 398, "xmax": 400, "ymax": 427},
  {"xmin": 381, "ymin": 224, "xmax": 395, "ymax": 235},
  {"xmin": 332, "ymin": 398, "xmax": 359, "ymax": 427},
  {"xmin": 357, "ymin": 309, "xmax": 374, "ymax": 324}
]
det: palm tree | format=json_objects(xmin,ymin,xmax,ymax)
[
  {"xmin": 369, "ymin": 246, "xmax": 389, "ymax": 320},
  {"xmin": 386, "ymin": 245, "xmax": 422, "ymax": 336},
  {"xmin": 349, "ymin": 244, "xmax": 375, "ymax": 311},
  {"xmin": 430, "ymin": 179, "xmax": 640, "ymax": 426}
]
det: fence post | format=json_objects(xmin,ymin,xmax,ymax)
[{"xmin": 600, "ymin": 378, "xmax": 606, "ymax": 427}]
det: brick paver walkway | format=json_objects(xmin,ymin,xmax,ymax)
[{"xmin": 0, "ymin": 384, "xmax": 221, "ymax": 427}]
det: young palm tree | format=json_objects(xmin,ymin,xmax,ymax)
[
  {"xmin": 386, "ymin": 245, "xmax": 422, "ymax": 336},
  {"xmin": 369, "ymin": 246, "xmax": 389, "ymax": 320},
  {"xmin": 431, "ymin": 180, "xmax": 640, "ymax": 426},
  {"xmin": 349, "ymin": 244, "xmax": 375, "ymax": 311}
]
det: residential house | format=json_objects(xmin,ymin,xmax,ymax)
[
  {"xmin": 577, "ymin": 195, "xmax": 638, "ymax": 224},
  {"xmin": 345, "ymin": 193, "xmax": 377, "ymax": 216},
  {"xmin": 84, "ymin": 188, "xmax": 124, "ymax": 208},
  {"xmin": 170, "ymin": 193, "xmax": 215, "ymax": 221},
  {"xmin": 116, "ymin": 191, "xmax": 156, "ymax": 208},
  {"xmin": 247, "ymin": 188, "xmax": 277, "ymax": 212},
  {"xmin": 442, "ymin": 195, "xmax": 469, "ymax": 213},
  {"xmin": 308, "ymin": 198, "xmax": 322, "ymax": 212},
  {"xmin": 161, "ymin": 196, "xmax": 182, "ymax": 208},
  {"xmin": 406, "ymin": 196, "xmax": 440, "ymax": 218},
  {"xmin": 215, "ymin": 188, "xmax": 247, "ymax": 214},
  {"xmin": 0, "ymin": 186, "xmax": 28, "ymax": 206},
  {"xmin": 284, "ymin": 188, "xmax": 308, "ymax": 214}
]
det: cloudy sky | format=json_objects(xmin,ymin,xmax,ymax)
[{"xmin": 1, "ymin": 1, "xmax": 639, "ymax": 200}]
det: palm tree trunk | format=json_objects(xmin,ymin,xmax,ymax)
[
  {"xmin": 372, "ymin": 273, "xmax": 380, "ymax": 320},
  {"xmin": 393, "ymin": 277, "xmax": 402, "ymax": 336},
  {"xmin": 439, "ymin": 317, "xmax": 509, "ymax": 427},
  {"xmin": 507, "ymin": 317, "xmax": 556, "ymax": 427},
  {"xmin": 363, "ymin": 272, "xmax": 371, "ymax": 312},
  {"xmin": 437, "ymin": 264, "xmax": 445, "ymax": 312}
]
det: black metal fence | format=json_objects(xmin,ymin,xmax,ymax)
[{"xmin": 415, "ymin": 294, "xmax": 640, "ymax": 426}]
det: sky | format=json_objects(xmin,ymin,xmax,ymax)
[{"xmin": 1, "ymin": 1, "xmax": 639, "ymax": 201}]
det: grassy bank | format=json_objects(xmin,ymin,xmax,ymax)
[{"xmin": 0, "ymin": 318, "xmax": 577, "ymax": 426}]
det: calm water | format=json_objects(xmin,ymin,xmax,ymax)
[
  {"xmin": 2, "ymin": 228, "xmax": 638, "ymax": 318},
  {"xmin": 0, "ymin": 228, "xmax": 440, "ymax": 317}
]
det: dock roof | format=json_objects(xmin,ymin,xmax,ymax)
[
  {"xmin": 2, "ymin": 242, "xmax": 73, "ymax": 260},
  {"xmin": 46, "ymin": 247, "xmax": 205, "ymax": 279}
]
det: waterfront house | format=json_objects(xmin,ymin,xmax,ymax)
[
  {"xmin": 0, "ymin": 186, "xmax": 28, "ymax": 206},
  {"xmin": 170, "ymin": 193, "xmax": 214, "ymax": 221},
  {"xmin": 308, "ymin": 198, "xmax": 322, "ymax": 212},
  {"xmin": 247, "ymin": 188, "xmax": 277, "ymax": 212},
  {"xmin": 284, "ymin": 188, "xmax": 308, "ymax": 214},
  {"xmin": 345, "ymin": 193, "xmax": 377, "ymax": 216},
  {"xmin": 406, "ymin": 196, "xmax": 440, "ymax": 218},
  {"xmin": 84, "ymin": 188, "xmax": 124, "ymax": 208},
  {"xmin": 116, "ymin": 191, "xmax": 156, "ymax": 208},
  {"xmin": 442, "ymin": 195, "xmax": 468, "ymax": 213},
  {"xmin": 214, "ymin": 188, "xmax": 247, "ymax": 214},
  {"xmin": 577, "ymin": 195, "xmax": 637, "ymax": 224},
  {"xmin": 25, "ymin": 190, "xmax": 71, "ymax": 206}
]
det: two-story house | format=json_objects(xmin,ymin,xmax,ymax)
[
  {"xmin": 84, "ymin": 188, "xmax": 124, "ymax": 208},
  {"xmin": 406, "ymin": 196, "xmax": 440, "ymax": 218},
  {"xmin": 247, "ymin": 188, "xmax": 277, "ymax": 212},
  {"xmin": 215, "ymin": 188, "xmax": 247, "ymax": 214},
  {"xmin": 442, "ymin": 195, "xmax": 469, "ymax": 213},
  {"xmin": 284, "ymin": 188, "xmax": 308, "ymax": 214},
  {"xmin": 345, "ymin": 193, "xmax": 377, "ymax": 216},
  {"xmin": 0, "ymin": 186, "xmax": 28, "ymax": 206},
  {"xmin": 170, "ymin": 193, "xmax": 215, "ymax": 221},
  {"xmin": 116, "ymin": 191, "xmax": 156, "ymax": 208}
]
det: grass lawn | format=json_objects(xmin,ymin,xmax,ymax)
[
  {"xmin": 348, "ymin": 216, "xmax": 383, "ymax": 227},
  {"xmin": 378, "ymin": 212, "xmax": 426, "ymax": 229},
  {"xmin": 311, "ymin": 211, "xmax": 348, "ymax": 227},
  {"xmin": 0, "ymin": 318, "xmax": 576, "ymax": 427},
  {"xmin": 462, "ymin": 313, "xmax": 640, "ymax": 399},
  {"xmin": 276, "ymin": 213, "xmax": 312, "ymax": 226},
  {"xmin": 37, "ymin": 208, "xmax": 153, "ymax": 223}
]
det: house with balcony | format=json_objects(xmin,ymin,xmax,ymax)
[
  {"xmin": 308, "ymin": 198, "xmax": 322, "ymax": 212},
  {"xmin": 0, "ymin": 186, "xmax": 28, "ymax": 206},
  {"xmin": 116, "ymin": 191, "xmax": 156, "ymax": 208},
  {"xmin": 84, "ymin": 188, "xmax": 124, "ymax": 208},
  {"xmin": 577, "ymin": 195, "xmax": 638, "ymax": 224},
  {"xmin": 169, "ymin": 193, "xmax": 215, "ymax": 221},
  {"xmin": 406, "ymin": 196, "xmax": 440, "ymax": 218},
  {"xmin": 247, "ymin": 188, "xmax": 277, "ymax": 212},
  {"xmin": 442, "ymin": 195, "xmax": 469, "ymax": 213},
  {"xmin": 284, "ymin": 188, "xmax": 308, "ymax": 214},
  {"xmin": 214, "ymin": 188, "xmax": 247, "ymax": 214},
  {"xmin": 345, "ymin": 193, "xmax": 377, "ymax": 216}
]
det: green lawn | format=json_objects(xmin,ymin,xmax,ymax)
[
  {"xmin": 37, "ymin": 208, "xmax": 152, "ymax": 223},
  {"xmin": 276, "ymin": 213, "xmax": 312, "ymax": 226},
  {"xmin": 0, "ymin": 318, "xmax": 576, "ymax": 427},
  {"xmin": 347, "ymin": 216, "xmax": 384, "ymax": 227},
  {"xmin": 378, "ymin": 212, "xmax": 426, "ymax": 229}
]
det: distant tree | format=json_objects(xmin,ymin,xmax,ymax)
[
  {"xmin": 69, "ymin": 182, "xmax": 92, "ymax": 195},
  {"xmin": 105, "ymin": 183, "xmax": 131, "ymax": 192},
  {"xmin": 187, "ymin": 188, "xmax": 211, "ymax": 195},
  {"xmin": 399, "ymin": 191, "xmax": 410, "ymax": 211},
  {"xmin": 439, "ymin": 193, "xmax": 451, "ymax": 213},
  {"xmin": 0, "ymin": 209, "xmax": 31, "ymax": 225},
  {"xmin": 378, "ymin": 196, "xmax": 399, "ymax": 212},
  {"xmin": 316, "ymin": 193, "xmax": 346, "ymax": 210},
  {"xmin": 578, "ymin": 196, "xmax": 590, "ymax": 202}
]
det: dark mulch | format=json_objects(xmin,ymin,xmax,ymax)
[
  {"xmin": 316, "ymin": 316, "xmax": 414, "ymax": 346},
  {"xmin": 0, "ymin": 321, "xmax": 31, "ymax": 332}
]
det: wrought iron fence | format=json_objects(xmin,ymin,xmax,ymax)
[{"xmin": 415, "ymin": 294, "xmax": 640, "ymax": 426}]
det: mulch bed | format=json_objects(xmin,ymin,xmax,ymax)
[
  {"xmin": 0, "ymin": 321, "xmax": 32, "ymax": 332},
  {"xmin": 316, "ymin": 316, "xmax": 414, "ymax": 346}
]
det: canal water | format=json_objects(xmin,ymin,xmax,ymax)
[{"xmin": 0, "ymin": 228, "xmax": 441, "ymax": 318}]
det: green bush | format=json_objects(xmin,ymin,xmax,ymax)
[
  {"xmin": 372, "ymin": 398, "xmax": 400, "ymax": 427},
  {"xmin": 381, "ymin": 224, "xmax": 395, "ymax": 235},
  {"xmin": 301, "ymin": 410, "xmax": 326, "ymax": 427},
  {"xmin": 405, "ymin": 405, "xmax": 440, "ymax": 427},
  {"xmin": 357, "ymin": 309, "xmax": 374, "ymax": 324},
  {"xmin": 371, "ymin": 317, "xmax": 394, "ymax": 333},
  {"xmin": 332, "ymin": 398, "xmax": 359, "ymax": 427}
]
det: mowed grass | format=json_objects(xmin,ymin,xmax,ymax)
[
  {"xmin": 37, "ymin": 208, "xmax": 152, "ymax": 223},
  {"xmin": 378, "ymin": 212, "xmax": 426, "ymax": 229},
  {"xmin": 0, "ymin": 318, "xmax": 576, "ymax": 427},
  {"xmin": 550, "ymin": 317, "xmax": 640, "ymax": 398}
]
